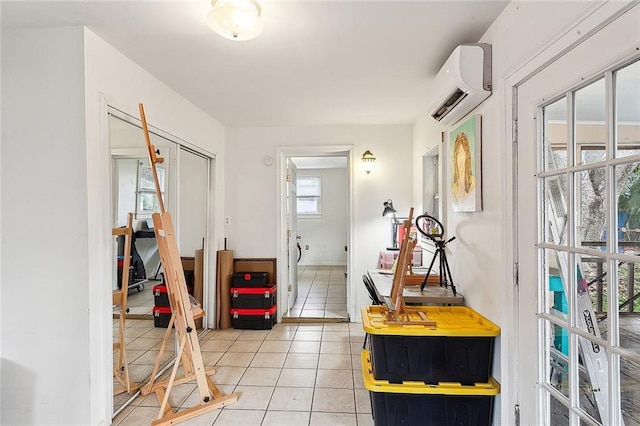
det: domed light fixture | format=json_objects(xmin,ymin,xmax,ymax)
[
  {"xmin": 361, "ymin": 150, "xmax": 376, "ymax": 174},
  {"xmin": 207, "ymin": 0, "xmax": 263, "ymax": 41}
]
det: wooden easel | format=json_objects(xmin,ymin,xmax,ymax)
[
  {"xmin": 113, "ymin": 213, "xmax": 139, "ymax": 396},
  {"xmin": 384, "ymin": 207, "xmax": 437, "ymax": 326},
  {"xmin": 137, "ymin": 103, "xmax": 238, "ymax": 425}
]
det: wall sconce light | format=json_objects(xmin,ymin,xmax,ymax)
[
  {"xmin": 382, "ymin": 199, "xmax": 399, "ymax": 250},
  {"xmin": 207, "ymin": 0, "xmax": 264, "ymax": 41},
  {"xmin": 361, "ymin": 150, "xmax": 376, "ymax": 174}
]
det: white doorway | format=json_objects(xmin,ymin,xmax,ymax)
[
  {"xmin": 511, "ymin": 4, "xmax": 640, "ymax": 425},
  {"xmin": 276, "ymin": 146, "xmax": 354, "ymax": 322}
]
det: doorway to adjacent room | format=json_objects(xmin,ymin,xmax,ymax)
[{"xmin": 277, "ymin": 148, "xmax": 353, "ymax": 323}]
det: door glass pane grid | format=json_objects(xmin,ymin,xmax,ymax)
[
  {"xmin": 538, "ymin": 59, "xmax": 640, "ymax": 426},
  {"xmin": 614, "ymin": 59, "xmax": 640, "ymax": 159},
  {"xmin": 575, "ymin": 78, "xmax": 607, "ymax": 167},
  {"xmin": 544, "ymin": 97, "xmax": 569, "ymax": 171}
]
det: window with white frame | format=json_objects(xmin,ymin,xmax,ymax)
[
  {"xmin": 136, "ymin": 160, "xmax": 165, "ymax": 219},
  {"xmin": 297, "ymin": 175, "xmax": 321, "ymax": 216}
]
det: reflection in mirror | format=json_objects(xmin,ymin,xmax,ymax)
[
  {"xmin": 108, "ymin": 110, "xmax": 212, "ymax": 417},
  {"xmin": 109, "ymin": 112, "xmax": 176, "ymax": 415},
  {"xmin": 423, "ymin": 145, "xmax": 440, "ymax": 220}
]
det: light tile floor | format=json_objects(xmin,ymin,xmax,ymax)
[
  {"xmin": 283, "ymin": 265, "xmax": 348, "ymax": 320},
  {"xmin": 113, "ymin": 321, "xmax": 372, "ymax": 426}
]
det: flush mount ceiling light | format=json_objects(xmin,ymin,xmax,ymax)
[{"xmin": 207, "ymin": 0, "xmax": 263, "ymax": 41}]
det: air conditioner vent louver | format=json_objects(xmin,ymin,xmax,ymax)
[
  {"xmin": 432, "ymin": 89, "xmax": 468, "ymax": 121},
  {"xmin": 428, "ymin": 44, "xmax": 492, "ymax": 126}
]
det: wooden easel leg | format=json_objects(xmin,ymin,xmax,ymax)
[
  {"xmin": 113, "ymin": 214, "xmax": 139, "ymax": 396},
  {"xmin": 142, "ymin": 314, "xmax": 176, "ymax": 395},
  {"xmin": 157, "ymin": 334, "xmax": 188, "ymax": 420}
]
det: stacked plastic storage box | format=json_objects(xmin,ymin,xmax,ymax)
[
  {"xmin": 361, "ymin": 305, "xmax": 500, "ymax": 426},
  {"xmin": 230, "ymin": 272, "xmax": 277, "ymax": 329},
  {"xmin": 152, "ymin": 274, "xmax": 194, "ymax": 328},
  {"xmin": 152, "ymin": 281, "xmax": 171, "ymax": 328}
]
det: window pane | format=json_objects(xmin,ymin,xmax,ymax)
[
  {"xmin": 621, "ymin": 356, "xmax": 640, "ymax": 424},
  {"xmin": 618, "ymin": 261, "xmax": 639, "ymax": 338},
  {"xmin": 615, "ymin": 60, "xmax": 640, "ymax": 159},
  {"xmin": 545, "ymin": 320, "xmax": 570, "ymax": 400},
  {"xmin": 545, "ymin": 248, "xmax": 569, "ymax": 318},
  {"xmin": 545, "ymin": 175, "xmax": 568, "ymax": 245},
  {"xmin": 615, "ymin": 162, "xmax": 640, "ymax": 254},
  {"xmin": 549, "ymin": 392, "xmax": 570, "ymax": 425},
  {"xmin": 138, "ymin": 192, "xmax": 159, "ymax": 214},
  {"xmin": 575, "ymin": 78, "xmax": 606, "ymax": 166},
  {"xmin": 575, "ymin": 321, "xmax": 609, "ymax": 423},
  {"xmin": 139, "ymin": 163, "xmax": 165, "ymax": 191},
  {"xmin": 579, "ymin": 254, "xmax": 608, "ymax": 327},
  {"xmin": 544, "ymin": 97, "xmax": 569, "ymax": 171},
  {"xmin": 297, "ymin": 197, "xmax": 319, "ymax": 214},
  {"xmin": 579, "ymin": 167, "xmax": 607, "ymax": 245},
  {"xmin": 576, "ymin": 254, "xmax": 610, "ymax": 424},
  {"xmin": 297, "ymin": 176, "xmax": 321, "ymax": 196}
]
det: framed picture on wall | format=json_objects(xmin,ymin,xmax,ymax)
[{"xmin": 450, "ymin": 114, "xmax": 482, "ymax": 212}]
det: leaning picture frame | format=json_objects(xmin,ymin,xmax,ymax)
[{"xmin": 449, "ymin": 114, "xmax": 482, "ymax": 212}]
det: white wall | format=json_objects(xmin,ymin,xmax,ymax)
[
  {"xmin": 1, "ymin": 27, "xmax": 91, "ymax": 425},
  {"xmin": 226, "ymin": 125, "xmax": 413, "ymax": 317},
  {"xmin": 297, "ymin": 168, "xmax": 348, "ymax": 265},
  {"xmin": 412, "ymin": 1, "xmax": 608, "ymax": 424},
  {"xmin": 2, "ymin": 26, "xmax": 229, "ymax": 425}
]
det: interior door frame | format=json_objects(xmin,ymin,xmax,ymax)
[
  {"xmin": 276, "ymin": 145, "xmax": 354, "ymax": 322},
  {"xmin": 503, "ymin": 2, "xmax": 639, "ymax": 424}
]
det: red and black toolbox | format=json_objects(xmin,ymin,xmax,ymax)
[
  {"xmin": 153, "ymin": 283, "xmax": 193, "ymax": 308},
  {"xmin": 232, "ymin": 272, "xmax": 270, "ymax": 288},
  {"xmin": 230, "ymin": 286, "xmax": 277, "ymax": 309},
  {"xmin": 153, "ymin": 284, "xmax": 170, "ymax": 307},
  {"xmin": 153, "ymin": 306, "xmax": 172, "ymax": 328},
  {"xmin": 231, "ymin": 305, "xmax": 277, "ymax": 330}
]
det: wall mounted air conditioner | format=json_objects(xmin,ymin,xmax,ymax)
[{"xmin": 428, "ymin": 43, "xmax": 492, "ymax": 126}]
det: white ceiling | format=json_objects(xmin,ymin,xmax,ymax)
[{"xmin": 1, "ymin": 0, "xmax": 510, "ymax": 127}]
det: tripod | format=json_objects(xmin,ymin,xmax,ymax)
[{"xmin": 415, "ymin": 214, "xmax": 457, "ymax": 294}]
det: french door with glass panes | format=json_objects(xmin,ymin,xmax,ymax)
[{"xmin": 515, "ymin": 5, "xmax": 640, "ymax": 425}]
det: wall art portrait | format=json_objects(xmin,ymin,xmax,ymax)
[{"xmin": 450, "ymin": 114, "xmax": 482, "ymax": 212}]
